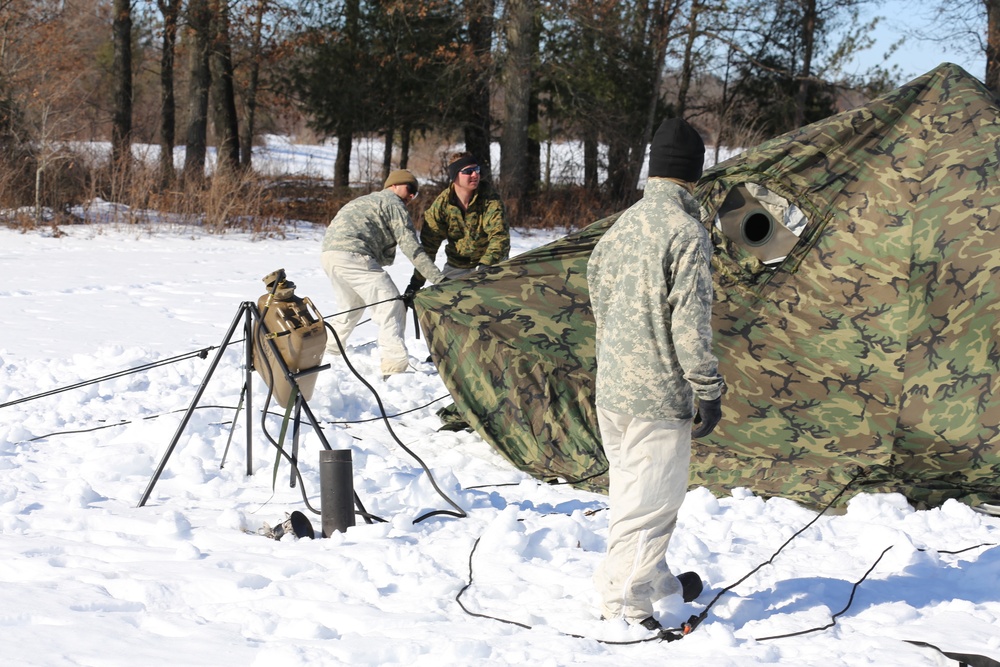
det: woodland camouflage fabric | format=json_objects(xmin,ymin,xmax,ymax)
[{"xmin": 414, "ymin": 63, "xmax": 1000, "ymax": 509}]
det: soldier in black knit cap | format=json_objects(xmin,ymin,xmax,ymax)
[{"xmin": 587, "ymin": 118, "xmax": 724, "ymax": 633}]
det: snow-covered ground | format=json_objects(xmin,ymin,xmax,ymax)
[{"xmin": 1, "ymin": 139, "xmax": 998, "ymax": 665}]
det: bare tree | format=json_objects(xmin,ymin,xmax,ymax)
[
  {"xmin": 634, "ymin": 0, "xmax": 684, "ymax": 192},
  {"xmin": 989, "ymin": 0, "xmax": 1000, "ymax": 91},
  {"xmin": 675, "ymin": 0, "xmax": 706, "ymax": 118},
  {"xmin": 702, "ymin": 0, "xmax": 880, "ymax": 137},
  {"xmin": 184, "ymin": 0, "xmax": 212, "ymax": 184},
  {"xmin": 239, "ymin": 0, "xmax": 267, "ymax": 168},
  {"xmin": 610, "ymin": 0, "xmax": 684, "ymax": 203},
  {"xmin": 210, "ymin": 0, "xmax": 240, "ymax": 173},
  {"xmin": 990, "ymin": 0, "xmax": 1000, "ymax": 91},
  {"xmin": 0, "ymin": 2, "xmax": 105, "ymax": 213},
  {"xmin": 792, "ymin": 0, "xmax": 817, "ymax": 128},
  {"xmin": 330, "ymin": 0, "xmax": 360, "ymax": 188},
  {"xmin": 918, "ymin": 0, "xmax": 1000, "ymax": 92},
  {"xmin": 463, "ymin": 0, "xmax": 495, "ymax": 179},
  {"xmin": 499, "ymin": 0, "xmax": 537, "ymax": 220},
  {"xmin": 156, "ymin": 0, "xmax": 181, "ymax": 186},
  {"xmin": 111, "ymin": 0, "xmax": 132, "ymax": 189},
  {"xmin": 230, "ymin": 0, "xmax": 307, "ymax": 170}
]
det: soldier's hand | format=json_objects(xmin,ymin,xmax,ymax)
[
  {"xmin": 401, "ymin": 286, "xmax": 418, "ymax": 309},
  {"xmin": 691, "ymin": 396, "xmax": 722, "ymax": 439}
]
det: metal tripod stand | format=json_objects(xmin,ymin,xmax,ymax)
[{"xmin": 137, "ymin": 300, "xmax": 367, "ymax": 531}]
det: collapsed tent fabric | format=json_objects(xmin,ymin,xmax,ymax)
[{"xmin": 414, "ymin": 63, "xmax": 1000, "ymax": 509}]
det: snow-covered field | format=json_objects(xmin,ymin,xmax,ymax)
[{"xmin": 1, "ymin": 139, "xmax": 998, "ymax": 666}]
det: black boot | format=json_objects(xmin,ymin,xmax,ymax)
[
  {"xmin": 678, "ymin": 571, "xmax": 703, "ymax": 602},
  {"xmin": 639, "ymin": 616, "xmax": 662, "ymax": 632}
]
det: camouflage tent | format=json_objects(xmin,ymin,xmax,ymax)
[{"xmin": 414, "ymin": 63, "xmax": 1000, "ymax": 509}]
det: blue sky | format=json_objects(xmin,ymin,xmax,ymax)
[{"xmin": 842, "ymin": 0, "xmax": 984, "ymax": 82}]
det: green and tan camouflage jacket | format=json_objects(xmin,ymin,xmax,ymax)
[
  {"xmin": 587, "ymin": 179, "xmax": 724, "ymax": 420},
  {"xmin": 419, "ymin": 184, "xmax": 509, "ymax": 272},
  {"xmin": 322, "ymin": 189, "xmax": 444, "ymax": 284}
]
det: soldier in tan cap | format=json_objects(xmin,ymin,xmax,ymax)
[{"xmin": 320, "ymin": 169, "xmax": 446, "ymax": 379}]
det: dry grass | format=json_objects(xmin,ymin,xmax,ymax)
[
  {"xmin": 0, "ymin": 152, "xmax": 621, "ymax": 236},
  {"xmin": 522, "ymin": 186, "xmax": 623, "ymax": 230}
]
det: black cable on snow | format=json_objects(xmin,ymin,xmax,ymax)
[
  {"xmin": 456, "ymin": 535, "xmax": 681, "ymax": 646},
  {"xmin": 324, "ymin": 318, "xmax": 467, "ymax": 524},
  {"xmin": 455, "ymin": 464, "xmax": 998, "ymax": 656}
]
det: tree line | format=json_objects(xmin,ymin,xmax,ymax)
[{"xmin": 2, "ymin": 0, "xmax": 997, "ymax": 224}]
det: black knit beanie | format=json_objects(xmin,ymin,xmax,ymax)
[
  {"xmin": 447, "ymin": 154, "xmax": 479, "ymax": 182},
  {"xmin": 647, "ymin": 118, "xmax": 705, "ymax": 183}
]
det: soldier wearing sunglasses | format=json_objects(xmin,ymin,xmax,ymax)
[{"xmin": 404, "ymin": 152, "xmax": 509, "ymax": 298}]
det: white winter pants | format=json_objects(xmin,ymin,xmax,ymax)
[
  {"xmin": 320, "ymin": 250, "xmax": 409, "ymax": 375},
  {"xmin": 593, "ymin": 406, "xmax": 692, "ymax": 623}
]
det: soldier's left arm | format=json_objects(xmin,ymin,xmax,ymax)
[
  {"xmin": 668, "ymin": 227, "xmax": 724, "ymax": 401},
  {"xmin": 389, "ymin": 205, "xmax": 445, "ymax": 284},
  {"xmin": 478, "ymin": 196, "xmax": 510, "ymax": 266}
]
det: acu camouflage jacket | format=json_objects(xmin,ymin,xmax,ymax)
[
  {"xmin": 419, "ymin": 184, "xmax": 509, "ymax": 272},
  {"xmin": 587, "ymin": 179, "xmax": 724, "ymax": 421},
  {"xmin": 322, "ymin": 189, "xmax": 444, "ymax": 284}
]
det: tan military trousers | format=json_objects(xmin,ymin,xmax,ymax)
[
  {"xmin": 593, "ymin": 406, "xmax": 691, "ymax": 623},
  {"xmin": 321, "ymin": 250, "xmax": 409, "ymax": 376}
]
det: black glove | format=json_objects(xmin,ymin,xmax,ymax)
[
  {"xmin": 407, "ymin": 274, "xmax": 426, "ymax": 292},
  {"xmin": 401, "ymin": 275, "xmax": 424, "ymax": 309},
  {"xmin": 401, "ymin": 287, "xmax": 417, "ymax": 309},
  {"xmin": 691, "ymin": 396, "xmax": 722, "ymax": 439}
]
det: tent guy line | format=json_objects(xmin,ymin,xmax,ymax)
[{"xmin": 456, "ymin": 470, "xmax": 997, "ymax": 657}]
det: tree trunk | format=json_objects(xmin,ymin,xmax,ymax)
[
  {"xmin": 606, "ymin": 140, "xmax": 630, "ymax": 203},
  {"xmin": 499, "ymin": 0, "xmax": 534, "ymax": 223},
  {"xmin": 794, "ymin": 0, "xmax": 818, "ymax": 129},
  {"xmin": 676, "ymin": 0, "xmax": 702, "ymax": 118},
  {"xmin": 335, "ymin": 131, "xmax": 352, "ymax": 187},
  {"xmin": 632, "ymin": 0, "xmax": 681, "ymax": 194},
  {"xmin": 382, "ymin": 123, "xmax": 394, "ymax": 180},
  {"xmin": 527, "ymin": 87, "xmax": 540, "ymax": 194},
  {"xmin": 334, "ymin": 0, "xmax": 360, "ymax": 189},
  {"xmin": 400, "ymin": 123, "xmax": 411, "ymax": 169},
  {"xmin": 715, "ymin": 46, "xmax": 735, "ymax": 166},
  {"xmin": 184, "ymin": 0, "xmax": 212, "ymax": 185},
  {"xmin": 240, "ymin": 0, "xmax": 267, "ymax": 169},
  {"xmin": 584, "ymin": 133, "xmax": 598, "ymax": 191},
  {"xmin": 464, "ymin": 0, "xmax": 495, "ymax": 180},
  {"xmin": 210, "ymin": 0, "xmax": 240, "ymax": 174},
  {"xmin": 157, "ymin": 0, "xmax": 180, "ymax": 187},
  {"xmin": 987, "ymin": 0, "xmax": 1000, "ymax": 94},
  {"xmin": 526, "ymin": 0, "xmax": 541, "ymax": 190},
  {"xmin": 111, "ymin": 0, "xmax": 132, "ymax": 193}
]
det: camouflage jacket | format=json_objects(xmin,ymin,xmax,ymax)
[
  {"xmin": 322, "ymin": 189, "xmax": 444, "ymax": 284},
  {"xmin": 587, "ymin": 179, "xmax": 724, "ymax": 420},
  {"xmin": 419, "ymin": 183, "xmax": 509, "ymax": 271}
]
